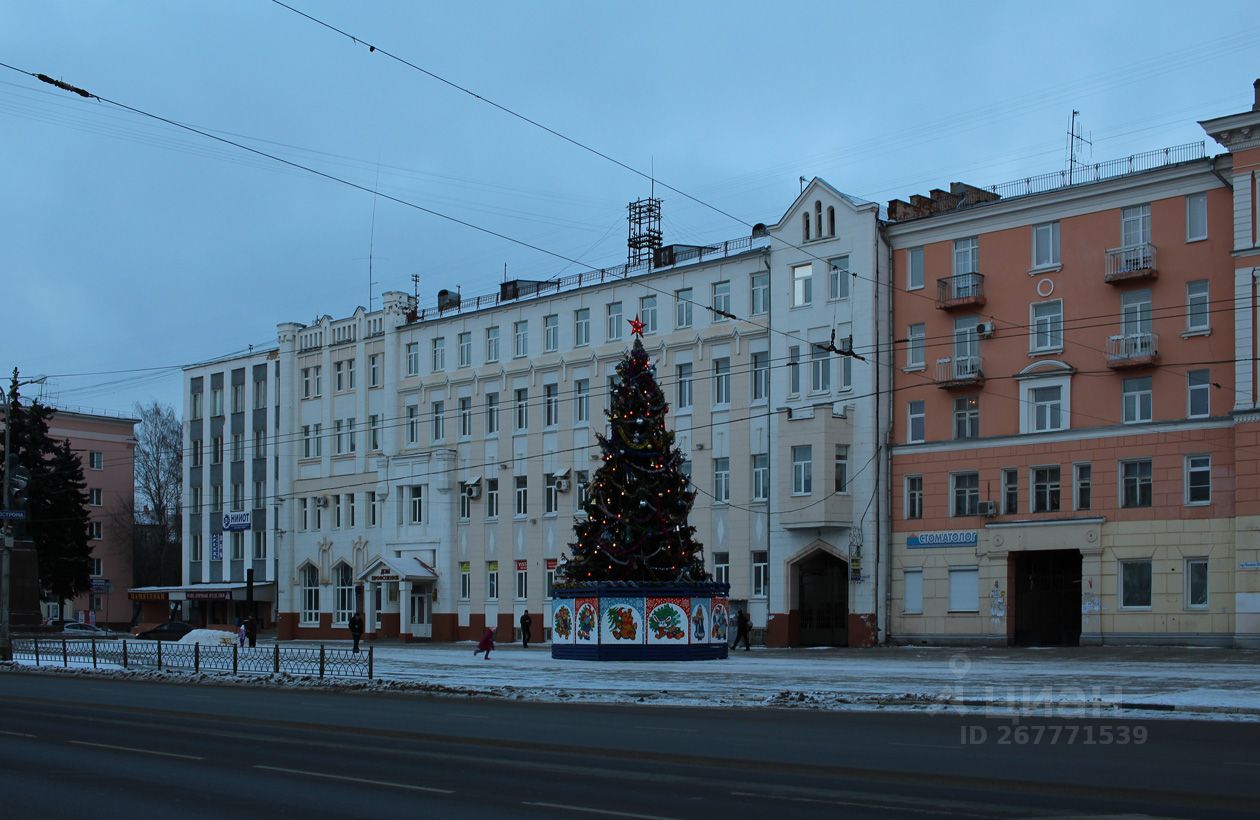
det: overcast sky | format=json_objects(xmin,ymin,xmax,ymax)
[{"xmin": 3, "ymin": 0, "xmax": 1258, "ymax": 417}]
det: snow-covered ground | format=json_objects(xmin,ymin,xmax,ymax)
[{"xmin": 8, "ymin": 642, "xmax": 1260, "ymax": 721}]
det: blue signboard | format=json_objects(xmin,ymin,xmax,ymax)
[
  {"xmin": 907, "ymin": 531, "xmax": 978, "ymax": 549},
  {"xmin": 222, "ymin": 511, "xmax": 252, "ymax": 531},
  {"xmin": 210, "ymin": 533, "xmax": 223, "ymax": 561}
]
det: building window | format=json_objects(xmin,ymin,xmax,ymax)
[
  {"xmin": 486, "ymin": 326, "xmax": 500, "ymax": 362},
  {"xmin": 906, "ymin": 324, "xmax": 925, "ymax": 369},
  {"xmin": 792, "ymin": 445, "xmax": 812, "ymax": 495},
  {"xmin": 792, "ymin": 263, "xmax": 813, "ymax": 307},
  {"xmin": 545, "ymin": 473, "xmax": 559, "ymax": 514},
  {"xmin": 1032, "ymin": 466, "xmax": 1061, "ymax": 513},
  {"xmin": 1002, "ymin": 468, "xmax": 1018, "ymax": 515},
  {"xmin": 562, "ymin": 308, "xmax": 587, "ymax": 349},
  {"xmin": 951, "ymin": 472, "xmax": 979, "ymax": 517},
  {"xmin": 398, "ymin": 405, "xmax": 415, "ymax": 445},
  {"xmin": 606, "ymin": 302, "xmax": 625, "ymax": 341},
  {"xmin": 1030, "ymin": 300, "xmax": 1063, "ymax": 352},
  {"xmin": 1122, "ymin": 377, "xmax": 1152, "ymax": 424},
  {"xmin": 453, "ymin": 398, "xmax": 470, "ymax": 438},
  {"xmin": 211, "ymin": 484, "xmax": 223, "ymax": 513},
  {"xmin": 1187, "ymin": 369, "xmax": 1211, "ymax": 418},
  {"xmin": 405, "ymin": 344, "xmax": 419, "ymax": 377},
  {"xmin": 1186, "ymin": 455, "xmax": 1211, "ymax": 505},
  {"xmin": 334, "ymin": 564, "xmax": 353, "ymax": 625},
  {"xmin": 300, "ymin": 565, "xmax": 319, "ymax": 623},
  {"xmin": 810, "ymin": 345, "xmax": 831, "ymax": 393},
  {"xmin": 89, "ymin": 488, "xmax": 103, "ymax": 506},
  {"xmin": 190, "ymin": 391, "xmax": 203, "ymax": 420},
  {"xmin": 253, "ymin": 378, "xmax": 266, "ymax": 408},
  {"xmin": 406, "ymin": 485, "xmax": 424, "ymax": 524},
  {"xmin": 1186, "ymin": 192, "xmax": 1207, "ymax": 242},
  {"xmin": 713, "ymin": 358, "xmax": 731, "ymax": 404},
  {"xmin": 713, "ymin": 458, "xmax": 730, "ymax": 503},
  {"xmin": 907, "ymin": 246, "xmax": 924, "ymax": 290},
  {"xmin": 516, "ymin": 562, "xmax": 528, "ymax": 600},
  {"xmin": 575, "ymin": 470, "xmax": 590, "ymax": 507},
  {"xmin": 192, "ymin": 442, "xmax": 203, "ymax": 468},
  {"xmin": 514, "ymin": 388, "xmax": 529, "ymax": 431},
  {"xmin": 1122, "ymin": 203, "xmax": 1152, "ymax": 248},
  {"xmin": 514, "ymin": 321, "xmax": 529, "ymax": 357},
  {"xmin": 640, "ymin": 296, "xmax": 657, "ymax": 333},
  {"xmin": 948, "ymin": 568, "xmax": 979, "ymax": 612},
  {"xmin": 487, "ymin": 562, "xmax": 499, "ymax": 600},
  {"xmin": 750, "ymin": 272, "xmax": 769, "ymax": 315},
  {"xmin": 369, "ymin": 354, "xmax": 381, "ymax": 387},
  {"xmin": 1030, "ymin": 385, "xmax": 1064, "ymax": 432},
  {"xmin": 1074, "ymin": 463, "xmax": 1092, "ymax": 511},
  {"xmin": 751, "ymin": 352, "xmax": 769, "ymax": 401},
  {"xmin": 953, "ymin": 236, "xmax": 979, "ymax": 275},
  {"xmin": 334, "ymin": 361, "xmax": 347, "ymax": 392},
  {"xmin": 903, "ymin": 569, "xmax": 924, "ymax": 614},
  {"xmin": 905, "ymin": 475, "xmax": 923, "ymax": 519},
  {"xmin": 231, "ymin": 433, "xmax": 244, "ymax": 462},
  {"xmin": 212, "ymin": 387, "xmax": 224, "ymax": 415},
  {"xmin": 368, "ymin": 491, "xmax": 380, "ymax": 527},
  {"xmin": 1120, "ymin": 459, "xmax": 1153, "ymax": 508},
  {"xmin": 840, "ymin": 356, "xmax": 852, "ymax": 392},
  {"xmin": 431, "ymin": 337, "xmax": 445, "ymax": 372},
  {"xmin": 1186, "ymin": 280, "xmax": 1209, "ymax": 333},
  {"xmin": 428, "ymin": 402, "xmax": 443, "ymax": 441},
  {"xmin": 486, "ymin": 392, "xmax": 499, "ymax": 435},
  {"xmin": 457, "ymin": 332, "xmax": 471, "ymax": 368},
  {"xmin": 834, "ymin": 445, "xmax": 848, "ymax": 493},
  {"xmin": 907, "ymin": 401, "xmax": 925, "ymax": 444},
  {"xmin": 787, "ymin": 346, "xmax": 801, "ymax": 394},
  {"xmin": 231, "ymin": 482, "xmax": 244, "ymax": 511},
  {"xmin": 1185, "ymin": 558, "xmax": 1208, "ymax": 609},
  {"xmin": 752, "ymin": 453, "xmax": 769, "ymax": 502},
  {"xmin": 89, "ymin": 520, "xmax": 103, "ymax": 540},
  {"xmin": 953, "ymin": 396, "xmax": 979, "ymax": 440},
  {"xmin": 514, "ymin": 475, "xmax": 528, "ymax": 517},
  {"xmin": 752, "ymin": 551, "xmax": 768, "ymax": 598},
  {"xmin": 190, "ymin": 534, "xmax": 203, "ymax": 561},
  {"xmin": 1120, "ymin": 560, "xmax": 1152, "ymax": 608},
  {"xmin": 574, "ymin": 379, "xmax": 589, "ymax": 423},
  {"xmin": 828, "ymin": 256, "xmax": 850, "ymax": 300},
  {"xmin": 254, "ymin": 429, "xmax": 266, "ymax": 458},
  {"xmin": 459, "ymin": 562, "xmax": 471, "ymax": 600},
  {"xmin": 345, "ymin": 493, "xmax": 356, "ymax": 528},
  {"xmin": 542, "ymin": 314, "xmax": 558, "ymax": 352},
  {"xmin": 486, "ymin": 478, "xmax": 499, "ymax": 518},
  {"xmin": 544, "ymin": 384, "xmax": 559, "ymax": 427},
  {"xmin": 231, "ymin": 384, "xmax": 244, "ymax": 413},
  {"xmin": 1032, "ymin": 221, "xmax": 1060, "ymax": 268},
  {"xmin": 711, "ymin": 281, "xmax": 731, "ymax": 320},
  {"xmin": 457, "ymin": 482, "xmax": 472, "ymax": 522},
  {"xmin": 675, "ymin": 289, "xmax": 693, "ymax": 329},
  {"xmin": 712, "ymin": 552, "xmax": 730, "ymax": 586}
]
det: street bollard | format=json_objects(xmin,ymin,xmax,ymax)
[
  {"xmin": 319, "ymin": 644, "xmax": 325, "ymax": 678},
  {"xmin": 194, "ymin": 642, "xmax": 200, "ymax": 673},
  {"xmin": 92, "ymin": 639, "xmax": 97, "ymax": 669},
  {"xmin": 157, "ymin": 640, "xmax": 162, "ymax": 670},
  {"xmin": 273, "ymin": 644, "xmax": 280, "ymax": 674},
  {"xmin": 368, "ymin": 645, "xmax": 373, "ymax": 679},
  {"xmin": 121, "ymin": 640, "xmax": 127, "ymax": 669},
  {"xmin": 62, "ymin": 638, "xmax": 67, "ymax": 668},
  {"xmin": 232, "ymin": 643, "xmax": 238, "ymax": 675}
]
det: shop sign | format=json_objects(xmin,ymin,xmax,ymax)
[
  {"xmin": 128, "ymin": 591, "xmax": 169, "ymax": 602},
  {"xmin": 515, "ymin": 559, "xmax": 528, "ymax": 571},
  {"xmin": 370, "ymin": 571, "xmax": 400, "ymax": 583},
  {"xmin": 907, "ymin": 531, "xmax": 978, "ymax": 549},
  {"xmin": 545, "ymin": 559, "xmax": 558, "ymax": 570},
  {"xmin": 211, "ymin": 533, "xmax": 222, "ymax": 561},
  {"xmin": 187, "ymin": 590, "xmax": 233, "ymax": 600},
  {"xmin": 222, "ymin": 511, "xmax": 252, "ymax": 531},
  {"xmin": 89, "ymin": 578, "xmax": 110, "ymax": 592},
  {"xmin": 1241, "ymin": 562, "xmax": 1260, "ymax": 570}
]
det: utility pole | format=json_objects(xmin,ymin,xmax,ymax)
[{"xmin": 1, "ymin": 367, "xmax": 43, "ymax": 661}]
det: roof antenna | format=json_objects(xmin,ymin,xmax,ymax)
[
  {"xmin": 800, "ymin": 176, "xmax": 807, "ymax": 193},
  {"xmin": 411, "ymin": 273, "xmax": 420, "ymax": 300},
  {"xmin": 367, "ymin": 163, "xmax": 381, "ymax": 310}
]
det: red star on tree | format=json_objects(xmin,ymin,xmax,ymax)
[{"xmin": 628, "ymin": 315, "xmax": 646, "ymax": 337}]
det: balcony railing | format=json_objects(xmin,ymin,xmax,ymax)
[
  {"xmin": 1106, "ymin": 332, "xmax": 1159, "ymax": 367},
  {"xmin": 1105, "ymin": 243, "xmax": 1158, "ymax": 283},
  {"xmin": 936, "ymin": 355, "xmax": 984, "ymax": 388},
  {"xmin": 936, "ymin": 273, "xmax": 985, "ymax": 309}
]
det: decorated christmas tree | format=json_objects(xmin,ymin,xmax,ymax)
[{"xmin": 560, "ymin": 319, "xmax": 708, "ymax": 584}]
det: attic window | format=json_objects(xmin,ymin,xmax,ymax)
[
  {"xmin": 802, "ymin": 213, "xmax": 810, "ymax": 242},
  {"xmin": 828, "ymin": 206, "xmax": 836, "ymax": 237},
  {"xmin": 815, "ymin": 201, "xmax": 822, "ymax": 238}
]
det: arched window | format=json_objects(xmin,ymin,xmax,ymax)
[
  {"xmin": 815, "ymin": 201, "xmax": 823, "ymax": 238},
  {"xmin": 334, "ymin": 563, "xmax": 354, "ymax": 625},
  {"xmin": 300, "ymin": 564, "xmax": 320, "ymax": 623},
  {"xmin": 802, "ymin": 213, "xmax": 811, "ymax": 242},
  {"xmin": 828, "ymin": 206, "xmax": 836, "ymax": 237}
]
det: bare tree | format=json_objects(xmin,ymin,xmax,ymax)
[{"xmin": 131, "ymin": 401, "xmax": 182, "ymax": 585}]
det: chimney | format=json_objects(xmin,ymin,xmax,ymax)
[{"xmin": 1253, "ymin": 78, "xmax": 1260, "ymax": 111}]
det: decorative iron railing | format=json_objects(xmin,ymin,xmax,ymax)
[{"xmin": 9, "ymin": 639, "xmax": 372, "ymax": 679}]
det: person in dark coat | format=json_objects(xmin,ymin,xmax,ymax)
[
  {"xmin": 732, "ymin": 609, "xmax": 752, "ymax": 651},
  {"xmin": 519, "ymin": 610, "xmax": 533, "ymax": 649},
  {"xmin": 348, "ymin": 612, "xmax": 365, "ymax": 654},
  {"xmin": 245, "ymin": 615, "xmax": 258, "ymax": 648},
  {"xmin": 474, "ymin": 627, "xmax": 495, "ymax": 659}
]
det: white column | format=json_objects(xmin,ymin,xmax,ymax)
[
  {"xmin": 400, "ymin": 580, "xmax": 412, "ymax": 638},
  {"xmin": 1234, "ymin": 268, "xmax": 1255, "ymax": 411},
  {"xmin": 364, "ymin": 581, "xmax": 376, "ymax": 634}
]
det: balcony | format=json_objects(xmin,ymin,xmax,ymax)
[
  {"xmin": 936, "ymin": 273, "xmax": 986, "ymax": 310},
  {"xmin": 935, "ymin": 355, "xmax": 984, "ymax": 388},
  {"xmin": 1105, "ymin": 243, "xmax": 1158, "ymax": 284},
  {"xmin": 1106, "ymin": 332, "xmax": 1159, "ymax": 368}
]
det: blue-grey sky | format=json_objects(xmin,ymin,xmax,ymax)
[{"xmin": 3, "ymin": 0, "xmax": 1258, "ymax": 416}]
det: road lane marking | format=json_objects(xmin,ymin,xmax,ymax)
[
  {"xmin": 255, "ymin": 765, "xmax": 454, "ymax": 794},
  {"xmin": 730, "ymin": 791, "xmax": 993, "ymax": 817},
  {"xmin": 521, "ymin": 802, "xmax": 680, "ymax": 820},
  {"xmin": 888, "ymin": 742, "xmax": 957, "ymax": 750},
  {"xmin": 0, "ymin": 730, "xmax": 36, "ymax": 738},
  {"xmin": 68, "ymin": 741, "xmax": 203, "ymax": 760}
]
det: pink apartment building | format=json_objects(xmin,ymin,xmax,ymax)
[
  {"xmin": 48, "ymin": 408, "xmax": 139, "ymax": 628},
  {"xmin": 885, "ymin": 84, "xmax": 1260, "ymax": 647}
]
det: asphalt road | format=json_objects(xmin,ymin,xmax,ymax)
[{"xmin": 0, "ymin": 671, "xmax": 1256, "ymax": 819}]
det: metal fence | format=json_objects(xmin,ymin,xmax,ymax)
[
  {"xmin": 987, "ymin": 142, "xmax": 1206, "ymax": 200},
  {"xmin": 10, "ymin": 639, "xmax": 372, "ymax": 679}
]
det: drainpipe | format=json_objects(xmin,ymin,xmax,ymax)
[{"xmin": 1209, "ymin": 155, "xmax": 1233, "ymax": 191}]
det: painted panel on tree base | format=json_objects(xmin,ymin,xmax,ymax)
[
  {"xmin": 552, "ymin": 601, "xmax": 575, "ymax": 644},
  {"xmin": 646, "ymin": 597, "xmax": 689, "ymax": 644},
  {"xmin": 575, "ymin": 598, "xmax": 599, "ymax": 644},
  {"xmin": 710, "ymin": 598, "xmax": 729, "ymax": 645},
  {"xmin": 689, "ymin": 598, "xmax": 709, "ymax": 645},
  {"xmin": 601, "ymin": 596, "xmax": 645, "ymax": 644}
]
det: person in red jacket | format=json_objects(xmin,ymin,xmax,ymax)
[{"xmin": 474, "ymin": 627, "xmax": 495, "ymax": 659}]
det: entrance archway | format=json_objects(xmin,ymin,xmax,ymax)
[{"xmin": 796, "ymin": 550, "xmax": 848, "ymax": 646}]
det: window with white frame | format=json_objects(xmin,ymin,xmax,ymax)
[
  {"xmin": 543, "ymin": 384, "xmax": 559, "ymax": 427},
  {"xmin": 254, "ymin": 429, "xmax": 266, "ymax": 458},
  {"xmin": 840, "ymin": 356, "xmax": 852, "ymax": 391},
  {"xmin": 810, "ymin": 345, "xmax": 831, "ymax": 393},
  {"xmin": 907, "ymin": 400, "xmax": 925, "ymax": 443},
  {"xmin": 543, "ymin": 314, "xmax": 558, "ymax": 352},
  {"xmin": 191, "ymin": 534, "xmax": 203, "ymax": 561},
  {"xmin": 712, "ymin": 552, "xmax": 730, "ymax": 585},
  {"xmin": 486, "ymin": 392, "xmax": 499, "ymax": 435},
  {"xmin": 487, "ymin": 561, "xmax": 499, "ymax": 600},
  {"xmin": 211, "ymin": 484, "xmax": 223, "ymax": 512},
  {"xmin": 486, "ymin": 326, "xmax": 500, "ymax": 362},
  {"xmin": 458, "ymin": 482, "xmax": 471, "ymax": 521},
  {"xmin": 1074, "ymin": 463, "xmax": 1092, "ymax": 511},
  {"xmin": 1120, "ymin": 559, "xmax": 1152, "ymax": 608},
  {"xmin": 298, "ymin": 497, "xmax": 307, "ymax": 530},
  {"xmin": 254, "ymin": 377, "xmax": 266, "ymax": 408},
  {"xmin": 948, "ymin": 568, "xmax": 979, "ymax": 612},
  {"xmin": 752, "ymin": 551, "xmax": 768, "ymax": 597},
  {"xmin": 1120, "ymin": 459, "xmax": 1153, "ymax": 508},
  {"xmin": 1032, "ymin": 465, "xmax": 1061, "ymax": 513},
  {"xmin": 1032, "ymin": 221, "xmax": 1060, "ymax": 268},
  {"xmin": 301, "ymin": 425, "xmax": 320, "ymax": 458},
  {"xmin": 834, "ymin": 445, "xmax": 848, "ymax": 493},
  {"xmin": 713, "ymin": 358, "xmax": 731, "ymax": 404},
  {"xmin": 430, "ymin": 401, "xmax": 444, "ymax": 441},
  {"xmin": 231, "ymin": 433, "xmax": 244, "ymax": 462},
  {"xmin": 1186, "ymin": 454, "xmax": 1211, "ymax": 505},
  {"xmin": 1030, "ymin": 300, "xmax": 1063, "ymax": 352},
  {"xmin": 752, "ymin": 352, "xmax": 769, "ymax": 401},
  {"xmin": 334, "ymin": 361, "xmax": 348, "ymax": 392},
  {"xmin": 486, "ymin": 478, "xmax": 499, "ymax": 518},
  {"xmin": 430, "ymin": 337, "xmax": 445, "ymax": 372},
  {"xmin": 1186, "ymin": 192, "xmax": 1207, "ymax": 242},
  {"xmin": 459, "ymin": 562, "xmax": 471, "ymax": 600},
  {"xmin": 408, "ymin": 485, "xmax": 424, "ymax": 524},
  {"xmin": 405, "ymin": 343, "xmax": 419, "ymax": 377},
  {"xmin": 1185, "ymin": 558, "xmax": 1208, "ymax": 609},
  {"xmin": 792, "ymin": 445, "xmax": 812, "ymax": 494},
  {"xmin": 369, "ymin": 491, "xmax": 379, "ymax": 527},
  {"xmin": 711, "ymin": 280, "xmax": 731, "ymax": 319},
  {"xmin": 953, "ymin": 396, "xmax": 979, "ymax": 440},
  {"xmin": 640, "ymin": 296, "xmax": 657, "ymax": 333},
  {"xmin": 750, "ymin": 272, "xmax": 769, "ymax": 315},
  {"xmin": 212, "ymin": 386, "xmax": 224, "ymax": 414},
  {"xmin": 89, "ymin": 487, "xmax": 103, "ymax": 506},
  {"xmin": 405, "ymin": 406, "xmax": 418, "ymax": 446},
  {"xmin": 953, "ymin": 236, "xmax": 979, "ymax": 274},
  {"xmin": 514, "ymin": 321, "xmax": 528, "ymax": 357},
  {"xmin": 459, "ymin": 397, "xmax": 472, "ymax": 437},
  {"xmin": 906, "ymin": 324, "xmax": 925, "ymax": 369},
  {"xmin": 334, "ymin": 563, "xmax": 354, "ymax": 625},
  {"xmin": 713, "ymin": 457, "xmax": 730, "ymax": 503},
  {"xmin": 514, "ymin": 475, "xmax": 528, "ymax": 517},
  {"xmin": 233, "ymin": 383, "xmax": 245, "ymax": 412},
  {"xmin": 676, "ymin": 364, "xmax": 693, "ymax": 410},
  {"xmin": 369, "ymin": 353, "xmax": 381, "ymax": 387},
  {"xmin": 545, "ymin": 473, "xmax": 559, "ymax": 514},
  {"xmin": 345, "ymin": 493, "xmax": 355, "ymax": 528},
  {"xmin": 300, "ymin": 564, "xmax": 320, "ymax": 623},
  {"xmin": 752, "ymin": 453, "xmax": 769, "ymax": 501},
  {"xmin": 1002, "ymin": 468, "xmax": 1019, "ymax": 515},
  {"xmin": 1122, "ymin": 377, "xmax": 1152, "ymax": 424},
  {"xmin": 1186, "ymin": 280, "xmax": 1209, "ymax": 333},
  {"xmin": 788, "ymin": 346, "xmax": 801, "ymax": 394},
  {"xmin": 516, "ymin": 563, "xmax": 528, "ymax": 599},
  {"xmin": 1122, "ymin": 203, "xmax": 1152, "ymax": 249},
  {"xmin": 829, "ymin": 256, "xmax": 850, "ymax": 300},
  {"xmin": 903, "ymin": 569, "xmax": 924, "ymax": 614},
  {"xmin": 606, "ymin": 302, "xmax": 623, "ymax": 340},
  {"xmin": 190, "ymin": 391, "xmax": 203, "ymax": 419},
  {"xmin": 1029, "ymin": 384, "xmax": 1065, "ymax": 432},
  {"xmin": 575, "ymin": 470, "xmax": 590, "ymax": 507},
  {"xmin": 458, "ymin": 332, "xmax": 472, "ymax": 367},
  {"xmin": 231, "ymin": 531, "xmax": 245, "ymax": 560},
  {"xmin": 574, "ymin": 379, "xmax": 589, "ymax": 423},
  {"xmin": 514, "ymin": 388, "xmax": 528, "ymax": 431},
  {"xmin": 905, "ymin": 475, "xmax": 924, "ymax": 519},
  {"xmin": 573, "ymin": 308, "xmax": 590, "ymax": 346},
  {"xmin": 300, "ymin": 369, "xmax": 316, "ymax": 399},
  {"xmin": 792, "ymin": 264, "xmax": 813, "ymax": 307},
  {"xmin": 1188, "ymin": 369, "xmax": 1211, "ymax": 418},
  {"xmin": 951, "ymin": 471, "xmax": 979, "ymax": 517},
  {"xmin": 192, "ymin": 441, "xmax": 203, "ymax": 467},
  {"xmin": 89, "ymin": 520, "xmax": 103, "ymax": 540},
  {"xmin": 675, "ymin": 289, "xmax": 693, "ymax": 328},
  {"xmin": 907, "ymin": 246, "xmax": 924, "ymax": 290}
]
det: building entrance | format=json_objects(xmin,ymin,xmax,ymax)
[
  {"xmin": 797, "ymin": 551, "xmax": 848, "ymax": 646},
  {"xmin": 1010, "ymin": 549, "xmax": 1081, "ymax": 646}
]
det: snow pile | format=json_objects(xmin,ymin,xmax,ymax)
[{"xmin": 178, "ymin": 628, "xmax": 238, "ymax": 646}]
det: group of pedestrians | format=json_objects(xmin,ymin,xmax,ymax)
[{"xmin": 235, "ymin": 616, "xmax": 259, "ymax": 648}]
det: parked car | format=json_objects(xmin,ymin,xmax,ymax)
[
  {"xmin": 132, "ymin": 621, "xmax": 194, "ymax": 641},
  {"xmin": 60, "ymin": 622, "xmax": 122, "ymax": 639}
]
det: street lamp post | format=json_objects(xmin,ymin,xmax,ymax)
[{"xmin": 1, "ymin": 369, "xmax": 46, "ymax": 661}]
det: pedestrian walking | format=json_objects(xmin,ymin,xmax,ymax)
[
  {"xmin": 474, "ymin": 627, "xmax": 495, "ymax": 659},
  {"xmin": 348, "ymin": 612, "xmax": 364, "ymax": 654},
  {"xmin": 237, "ymin": 621, "xmax": 247, "ymax": 648},
  {"xmin": 520, "ymin": 610, "xmax": 533, "ymax": 649},
  {"xmin": 732, "ymin": 609, "xmax": 752, "ymax": 651},
  {"xmin": 245, "ymin": 615, "xmax": 258, "ymax": 648}
]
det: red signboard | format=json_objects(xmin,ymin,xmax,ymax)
[
  {"xmin": 515, "ymin": 559, "xmax": 528, "ymax": 571},
  {"xmin": 545, "ymin": 559, "xmax": 558, "ymax": 570},
  {"xmin": 128, "ymin": 591, "xmax": 169, "ymax": 602},
  {"xmin": 186, "ymin": 590, "xmax": 233, "ymax": 600}
]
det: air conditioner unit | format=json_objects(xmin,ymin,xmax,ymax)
[
  {"xmin": 694, "ymin": 442, "xmax": 705, "ymax": 451},
  {"xmin": 979, "ymin": 500, "xmax": 998, "ymax": 517},
  {"xmin": 976, "ymin": 322, "xmax": 994, "ymax": 338},
  {"xmin": 465, "ymin": 484, "xmax": 482, "ymax": 499},
  {"xmin": 555, "ymin": 478, "xmax": 571, "ymax": 493},
  {"xmin": 316, "ymin": 495, "xmax": 330, "ymax": 508}
]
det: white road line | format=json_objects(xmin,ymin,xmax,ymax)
[
  {"xmin": 255, "ymin": 765, "xmax": 454, "ymax": 794},
  {"xmin": 68, "ymin": 741, "xmax": 204, "ymax": 761},
  {"xmin": 521, "ymin": 802, "xmax": 681, "ymax": 820},
  {"xmin": 888, "ymin": 742, "xmax": 957, "ymax": 750},
  {"xmin": 0, "ymin": 730, "xmax": 36, "ymax": 738},
  {"xmin": 730, "ymin": 791, "xmax": 992, "ymax": 818}
]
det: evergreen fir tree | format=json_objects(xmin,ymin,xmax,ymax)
[{"xmin": 561, "ymin": 324, "xmax": 707, "ymax": 584}]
